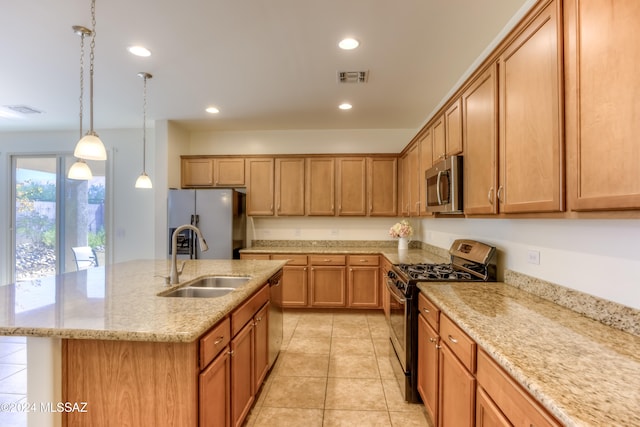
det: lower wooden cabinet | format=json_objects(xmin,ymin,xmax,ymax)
[
  {"xmin": 200, "ymin": 346, "xmax": 231, "ymax": 427},
  {"xmin": 347, "ymin": 255, "xmax": 380, "ymax": 308},
  {"xmin": 271, "ymin": 254, "xmax": 309, "ymax": 307},
  {"xmin": 417, "ymin": 311, "xmax": 439, "ymax": 425},
  {"xmin": 439, "ymin": 342, "xmax": 476, "ymax": 427},
  {"xmin": 476, "ymin": 385, "xmax": 511, "ymax": 427},
  {"xmin": 310, "ymin": 265, "xmax": 347, "ymax": 307},
  {"xmin": 231, "ymin": 318, "xmax": 254, "ymax": 426}
]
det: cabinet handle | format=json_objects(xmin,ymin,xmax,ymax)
[
  {"xmin": 497, "ymin": 186, "xmax": 504, "ymax": 202},
  {"xmin": 447, "ymin": 335, "xmax": 458, "ymax": 344},
  {"xmin": 429, "ymin": 337, "xmax": 436, "ymax": 343},
  {"xmin": 436, "ymin": 344, "xmax": 442, "ymax": 349},
  {"xmin": 487, "ymin": 187, "xmax": 494, "ymax": 205},
  {"xmin": 423, "ymin": 308, "xmax": 430, "ymax": 314},
  {"xmin": 323, "ymin": 259, "xmax": 331, "ymax": 262},
  {"xmin": 359, "ymin": 259, "xmax": 368, "ymax": 262},
  {"xmin": 228, "ymin": 350, "xmax": 235, "ymax": 357},
  {"xmin": 214, "ymin": 336, "xmax": 224, "ymax": 345}
]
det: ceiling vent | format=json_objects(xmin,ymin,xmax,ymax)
[
  {"xmin": 4, "ymin": 105, "xmax": 43, "ymax": 114},
  {"xmin": 337, "ymin": 71, "xmax": 368, "ymax": 83}
]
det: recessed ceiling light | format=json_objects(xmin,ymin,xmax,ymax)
[
  {"xmin": 206, "ymin": 107, "xmax": 220, "ymax": 114},
  {"xmin": 338, "ymin": 38, "xmax": 359, "ymax": 50},
  {"xmin": 127, "ymin": 46, "xmax": 151, "ymax": 57},
  {"xmin": 338, "ymin": 103, "xmax": 352, "ymax": 110}
]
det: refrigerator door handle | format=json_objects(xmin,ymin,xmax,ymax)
[
  {"xmin": 195, "ymin": 214, "xmax": 200, "ymax": 226},
  {"xmin": 190, "ymin": 214, "xmax": 195, "ymax": 226}
]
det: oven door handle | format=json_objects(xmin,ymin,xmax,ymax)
[{"xmin": 386, "ymin": 280, "xmax": 406, "ymax": 304}]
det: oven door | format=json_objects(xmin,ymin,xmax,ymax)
[{"xmin": 386, "ymin": 278, "xmax": 409, "ymax": 372}]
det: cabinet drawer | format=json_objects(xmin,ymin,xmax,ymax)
[
  {"xmin": 309, "ymin": 255, "xmax": 346, "ymax": 265},
  {"xmin": 418, "ymin": 293, "xmax": 440, "ymax": 331},
  {"xmin": 271, "ymin": 254, "xmax": 307, "ymax": 266},
  {"xmin": 200, "ymin": 317, "xmax": 231, "ymax": 370},
  {"xmin": 440, "ymin": 313, "xmax": 476, "ymax": 373},
  {"xmin": 232, "ymin": 284, "xmax": 269, "ymax": 336},
  {"xmin": 477, "ymin": 349, "xmax": 561, "ymax": 427},
  {"xmin": 348, "ymin": 255, "xmax": 379, "ymax": 266}
]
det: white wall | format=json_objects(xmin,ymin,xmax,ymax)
[{"xmin": 0, "ymin": 128, "xmax": 157, "ymax": 285}]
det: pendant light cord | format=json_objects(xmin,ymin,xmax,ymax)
[
  {"xmin": 89, "ymin": 0, "xmax": 96, "ymax": 134},
  {"xmin": 79, "ymin": 32, "xmax": 85, "ymax": 139},
  {"xmin": 142, "ymin": 75, "xmax": 147, "ymax": 173}
]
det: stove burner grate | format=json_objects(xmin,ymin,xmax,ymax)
[{"xmin": 397, "ymin": 263, "xmax": 475, "ymax": 281}]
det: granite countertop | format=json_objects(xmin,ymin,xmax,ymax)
[
  {"xmin": 0, "ymin": 259, "xmax": 286, "ymax": 343},
  {"xmin": 418, "ymin": 281, "xmax": 640, "ymax": 427}
]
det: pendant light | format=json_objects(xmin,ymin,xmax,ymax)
[
  {"xmin": 73, "ymin": 0, "xmax": 107, "ymax": 161},
  {"xmin": 135, "ymin": 72, "xmax": 153, "ymax": 189},
  {"xmin": 68, "ymin": 25, "xmax": 93, "ymax": 180}
]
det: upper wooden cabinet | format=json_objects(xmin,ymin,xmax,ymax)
[
  {"xmin": 444, "ymin": 98, "xmax": 463, "ymax": 158},
  {"xmin": 246, "ymin": 158, "xmax": 274, "ymax": 216},
  {"xmin": 182, "ymin": 157, "xmax": 214, "ymax": 187},
  {"xmin": 463, "ymin": 63, "xmax": 499, "ymax": 215},
  {"xmin": 337, "ymin": 157, "xmax": 367, "ymax": 216},
  {"xmin": 181, "ymin": 156, "xmax": 244, "ymax": 188},
  {"xmin": 306, "ymin": 158, "xmax": 336, "ymax": 216},
  {"xmin": 432, "ymin": 115, "xmax": 446, "ymax": 164},
  {"xmin": 564, "ymin": 0, "xmax": 640, "ymax": 211},
  {"xmin": 498, "ymin": 0, "xmax": 564, "ymax": 213},
  {"xmin": 367, "ymin": 157, "xmax": 397, "ymax": 216},
  {"xmin": 214, "ymin": 158, "xmax": 245, "ymax": 186},
  {"xmin": 275, "ymin": 158, "xmax": 305, "ymax": 216},
  {"xmin": 418, "ymin": 128, "xmax": 433, "ymax": 216}
]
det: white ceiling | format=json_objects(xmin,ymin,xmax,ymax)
[{"xmin": 0, "ymin": 0, "xmax": 531, "ymax": 133}]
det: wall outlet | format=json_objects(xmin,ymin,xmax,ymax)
[
  {"xmin": 527, "ymin": 250, "xmax": 540, "ymax": 265},
  {"xmin": 294, "ymin": 228, "xmax": 301, "ymax": 237},
  {"xmin": 330, "ymin": 229, "xmax": 339, "ymax": 237}
]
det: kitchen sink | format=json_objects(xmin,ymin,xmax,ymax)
[
  {"xmin": 186, "ymin": 276, "xmax": 251, "ymax": 289},
  {"xmin": 161, "ymin": 287, "xmax": 235, "ymax": 298}
]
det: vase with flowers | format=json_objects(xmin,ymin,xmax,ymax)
[{"xmin": 389, "ymin": 220, "xmax": 413, "ymax": 250}]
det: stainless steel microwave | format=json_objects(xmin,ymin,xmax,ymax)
[{"xmin": 425, "ymin": 155, "xmax": 463, "ymax": 213}]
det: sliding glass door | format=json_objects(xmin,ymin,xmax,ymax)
[{"xmin": 11, "ymin": 155, "xmax": 106, "ymax": 282}]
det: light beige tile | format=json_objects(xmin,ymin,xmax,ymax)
[
  {"xmin": 372, "ymin": 337, "xmax": 392, "ymax": 358},
  {"xmin": 263, "ymin": 376, "xmax": 327, "ymax": 409},
  {"xmin": 254, "ymin": 407, "xmax": 324, "ymax": 427},
  {"xmin": 325, "ymin": 378, "xmax": 387, "ymax": 411},
  {"xmin": 295, "ymin": 321, "xmax": 333, "ymax": 338},
  {"xmin": 328, "ymin": 354, "xmax": 380, "ymax": 379},
  {"xmin": 323, "ymin": 409, "xmax": 392, "ymax": 427},
  {"xmin": 376, "ymin": 356, "xmax": 396, "ymax": 379},
  {"xmin": 332, "ymin": 322, "xmax": 372, "ymax": 339},
  {"xmin": 381, "ymin": 378, "xmax": 425, "ymax": 413},
  {"xmin": 330, "ymin": 337, "xmax": 375, "ymax": 356},
  {"xmin": 389, "ymin": 409, "xmax": 433, "ymax": 427},
  {"xmin": 274, "ymin": 352, "xmax": 330, "ymax": 377},
  {"xmin": 287, "ymin": 334, "xmax": 332, "ymax": 355}
]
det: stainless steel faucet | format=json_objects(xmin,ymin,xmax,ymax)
[{"xmin": 169, "ymin": 224, "xmax": 209, "ymax": 285}]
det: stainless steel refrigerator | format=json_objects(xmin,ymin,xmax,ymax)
[{"xmin": 168, "ymin": 189, "xmax": 246, "ymax": 259}]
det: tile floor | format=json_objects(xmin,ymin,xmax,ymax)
[
  {"xmin": 245, "ymin": 309, "xmax": 432, "ymax": 427},
  {"xmin": 0, "ymin": 336, "xmax": 27, "ymax": 427}
]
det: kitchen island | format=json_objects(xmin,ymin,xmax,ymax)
[{"xmin": 0, "ymin": 259, "xmax": 286, "ymax": 427}]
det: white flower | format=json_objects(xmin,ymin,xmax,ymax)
[{"xmin": 388, "ymin": 220, "xmax": 413, "ymax": 238}]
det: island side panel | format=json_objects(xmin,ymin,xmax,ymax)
[{"xmin": 62, "ymin": 339, "xmax": 198, "ymax": 427}]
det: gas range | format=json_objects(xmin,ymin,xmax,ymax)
[
  {"xmin": 389, "ymin": 239, "xmax": 497, "ymax": 295},
  {"xmin": 385, "ymin": 239, "xmax": 497, "ymax": 403}
]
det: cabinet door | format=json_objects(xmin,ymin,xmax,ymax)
[
  {"xmin": 432, "ymin": 115, "xmax": 446, "ymax": 164},
  {"xmin": 280, "ymin": 265, "xmax": 308, "ymax": 307},
  {"xmin": 367, "ymin": 157, "xmax": 398, "ymax": 216},
  {"xmin": 199, "ymin": 347, "xmax": 231, "ymax": 427},
  {"xmin": 309, "ymin": 266, "xmax": 346, "ymax": 307},
  {"xmin": 214, "ymin": 158, "xmax": 245, "ymax": 187},
  {"xmin": 463, "ymin": 63, "xmax": 499, "ymax": 215},
  {"xmin": 407, "ymin": 144, "xmax": 421, "ymax": 216},
  {"xmin": 418, "ymin": 314, "xmax": 439, "ymax": 425},
  {"xmin": 246, "ymin": 158, "xmax": 274, "ymax": 216},
  {"xmin": 231, "ymin": 321, "xmax": 254, "ymax": 427},
  {"xmin": 253, "ymin": 303, "xmax": 269, "ymax": 392},
  {"xmin": 275, "ymin": 158, "xmax": 305, "ymax": 215},
  {"xmin": 438, "ymin": 343, "xmax": 476, "ymax": 427},
  {"xmin": 337, "ymin": 157, "xmax": 367, "ymax": 216},
  {"xmin": 347, "ymin": 266, "xmax": 380, "ymax": 308},
  {"xmin": 182, "ymin": 158, "xmax": 214, "ymax": 187},
  {"xmin": 498, "ymin": 0, "xmax": 564, "ymax": 213},
  {"xmin": 399, "ymin": 152, "xmax": 410, "ymax": 216},
  {"xmin": 306, "ymin": 158, "xmax": 335, "ymax": 215},
  {"xmin": 418, "ymin": 128, "xmax": 433, "ymax": 216},
  {"xmin": 445, "ymin": 98, "xmax": 463, "ymax": 156},
  {"xmin": 565, "ymin": 0, "xmax": 640, "ymax": 211},
  {"xmin": 476, "ymin": 386, "xmax": 511, "ymax": 427}
]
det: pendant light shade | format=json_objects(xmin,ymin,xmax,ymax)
[
  {"xmin": 68, "ymin": 159, "xmax": 93, "ymax": 180},
  {"xmin": 135, "ymin": 72, "xmax": 153, "ymax": 189},
  {"xmin": 135, "ymin": 173, "xmax": 152, "ymax": 189},
  {"xmin": 73, "ymin": 0, "xmax": 107, "ymax": 162},
  {"xmin": 74, "ymin": 132, "xmax": 107, "ymax": 160}
]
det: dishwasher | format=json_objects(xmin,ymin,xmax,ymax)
[{"xmin": 268, "ymin": 270, "xmax": 283, "ymax": 368}]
